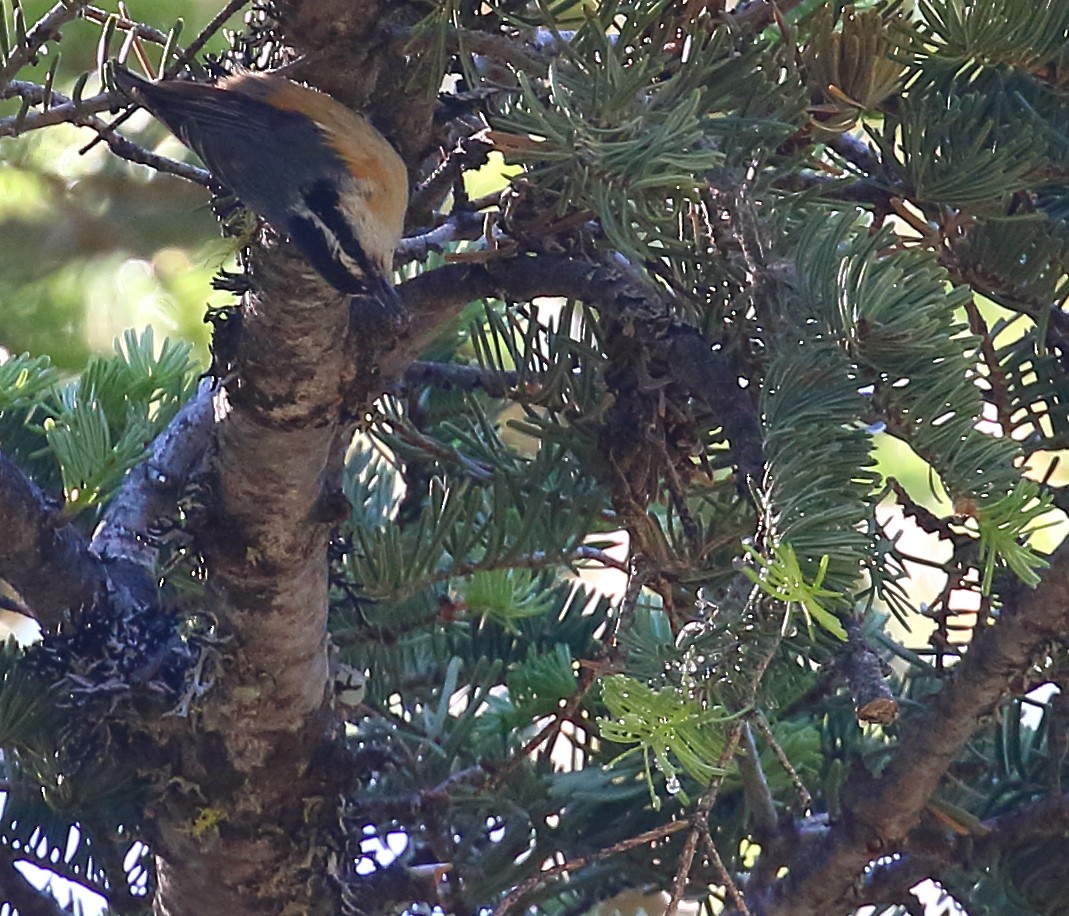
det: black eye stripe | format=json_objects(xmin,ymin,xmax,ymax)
[
  {"xmin": 287, "ymin": 213, "xmax": 366, "ymax": 294},
  {"xmin": 301, "ymin": 180, "xmax": 377, "ymax": 280}
]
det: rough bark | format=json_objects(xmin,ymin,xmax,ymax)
[
  {"xmin": 747, "ymin": 545, "xmax": 1069, "ymax": 915},
  {"xmin": 0, "ymin": 451, "xmax": 104, "ymax": 629},
  {"xmin": 139, "ymin": 1, "xmax": 446, "ymax": 909}
]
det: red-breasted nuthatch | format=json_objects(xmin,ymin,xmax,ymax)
[{"xmin": 111, "ymin": 64, "xmax": 408, "ymax": 301}]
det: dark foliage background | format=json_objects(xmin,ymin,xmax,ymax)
[{"xmin": 3, "ymin": 1, "xmax": 1069, "ymax": 915}]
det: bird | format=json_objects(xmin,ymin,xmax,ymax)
[{"xmin": 110, "ymin": 64, "xmax": 409, "ymax": 302}]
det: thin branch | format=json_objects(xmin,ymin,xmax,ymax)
[
  {"xmin": 175, "ymin": 0, "xmax": 250, "ymax": 69},
  {"xmin": 389, "ymin": 256, "xmax": 763, "ymax": 481},
  {"xmin": 666, "ymin": 721, "xmax": 747, "ymax": 916},
  {"xmin": 81, "ymin": 112, "xmax": 213, "ymax": 184},
  {"xmin": 493, "ymin": 818, "xmax": 693, "ymax": 915},
  {"xmin": 0, "ymin": 83, "xmax": 212, "ymax": 184},
  {"xmin": 386, "ymin": 423, "xmax": 495, "ymax": 480},
  {"xmin": 348, "ymin": 545, "xmax": 630, "ymax": 608},
  {"xmin": 0, "ymin": 84, "xmax": 115, "ymax": 136},
  {"xmin": 751, "ymin": 712, "xmax": 812, "ymax": 814},
  {"xmin": 82, "ymin": 6, "xmax": 169, "ymax": 46},
  {"xmin": 400, "ymin": 360, "xmax": 519, "ymax": 397},
  {"xmin": 0, "ymin": 0, "xmax": 91, "ymax": 83},
  {"xmin": 963, "ymin": 295, "xmax": 1015, "ymax": 435},
  {"xmin": 701, "ymin": 827, "xmax": 750, "ymax": 916},
  {"xmin": 605, "ymin": 554, "xmax": 653, "ymax": 659},
  {"xmin": 452, "ymin": 25, "xmax": 550, "ymax": 74},
  {"xmin": 666, "ymin": 825, "xmax": 701, "ymax": 916},
  {"xmin": 738, "ymin": 721, "xmax": 778, "ymax": 838},
  {"xmin": 79, "ymin": 0, "xmax": 250, "ymax": 156}
]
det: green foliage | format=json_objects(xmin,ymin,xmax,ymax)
[
  {"xmin": 42, "ymin": 328, "xmax": 197, "ymax": 512},
  {"xmin": 599, "ymin": 674, "xmax": 735, "ymax": 808},
  {"xmin": 873, "ymin": 87, "xmax": 1037, "ymax": 212},
  {"xmin": 974, "ymin": 480, "xmax": 1052, "ymax": 591},
  {"xmin": 10, "ymin": 0, "xmax": 1069, "ymax": 912},
  {"xmin": 0, "ymin": 352, "xmax": 59, "ymax": 410},
  {"xmin": 497, "ymin": 3, "xmax": 804, "ymax": 272},
  {"xmin": 462, "ymin": 568, "xmax": 557, "ymax": 631},
  {"xmin": 741, "ymin": 544, "xmax": 847, "ymax": 639},
  {"xmin": 914, "ymin": 0, "xmax": 1069, "ymax": 68}
]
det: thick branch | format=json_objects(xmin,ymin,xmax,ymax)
[
  {"xmin": 149, "ymin": 243, "xmax": 347, "ymax": 916},
  {"xmin": 0, "ymin": 451, "xmax": 104, "ymax": 628},
  {"xmin": 91, "ymin": 378, "xmax": 215, "ymax": 568},
  {"xmin": 389, "ymin": 255, "xmax": 763, "ymax": 474},
  {"xmin": 749, "ymin": 543, "xmax": 1069, "ymax": 915},
  {"xmin": 975, "ymin": 791, "xmax": 1069, "ymax": 852}
]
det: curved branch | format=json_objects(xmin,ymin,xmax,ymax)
[
  {"xmin": 748, "ymin": 543, "xmax": 1069, "ymax": 915},
  {"xmin": 388, "ymin": 255, "xmax": 763, "ymax": 475},
  {"xmin": 0, "ymin": 451, "xmax": 104, "ymax": 629}
]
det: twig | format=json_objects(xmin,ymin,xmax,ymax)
[
  {"xmin": 408, "ymin": 133, "xmax": 496, "ymax": 225},
  {"xmin": 666, "ymin": 722, "xmax": 747, "ymax": 915},
  {"xmin": 751, "ymin": 711, "xmax": 812, "ymax": 814},
  {"xmin": 0, "ymin": 0, "xmax": 91, "ymax": 82},
  {"xmin": 738, "ymin": 721, "xmax": 778, "ymax": 837},
  {"xmin": 572, "ymin": 545, "xmax": 630, "ymax": 574},
  {"xmin": 80, "ymin": 0, "xmax": 249, "ymax": 156},
  {"xmin": 452, "ymin": 26, "xmax": 550, "ymax": 75},
  {"xmin": 427, "ymin": 546, "xmax": 631, "ymax": 590},
  {"xmin": 0, "ymin": 82, "xmax": 212, "ymax": 185},
  {"xmin": 666, "ymin": 824, "xmax": 701, "ymax": 915},
  {"xmin": 700, "ymin": 827, "xmax": 750, "ymax": 915},
  {"xmin": 82, "ymin": 112, "xmax": 213, "ymax": 185},
  {"xmin": 395, "ymin": 212, "xmax": 488, "ymax": 266},
  {"xmin": 400, "ymin": 360, "xmax": 519, "ymax": 397},
  {"xmin": 493, "ymin": 818, "xmax": 692, "ymax": 915},
  {"xmin": 963, "ymin": 295, "xmax": 1015, "ymax": 435},
  {"xmin": 177, "ymin": 0, "xmax": 250, "ymax": 68},
  {"xmin": 82, "ymin": 5, "xmax": 169, "ymax": 46},
  {"xmin": 387, "ymin": 423, "xmax": 495, "ymax": 480},
  {"xmin": 0, "ymin": 84, "xmax": 113, "ymax": 136},
  {"xmin": 605, "ymin": 554, "xmax": 653, "ymax": 658}
]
